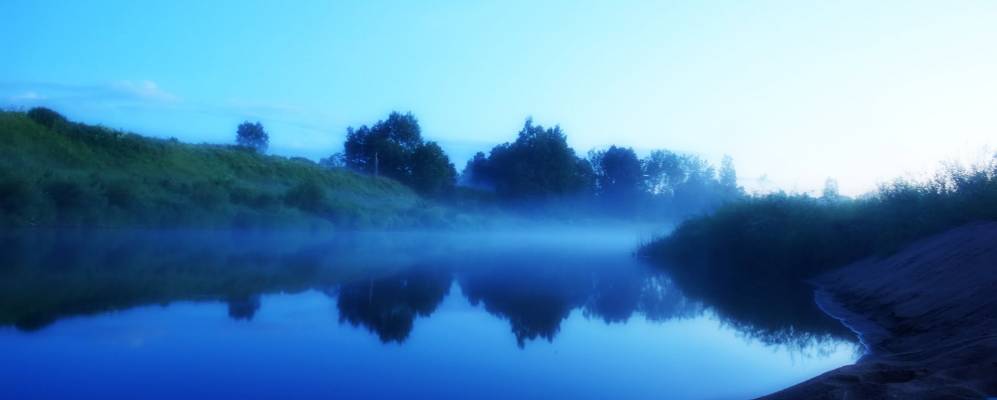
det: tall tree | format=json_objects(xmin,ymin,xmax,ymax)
[
  {"xmin": 236, "ymin": 121, "xmax": 269, "ymax": 153},
  {"xmin": 472, "ymin": 118, "xmax": 593, "ymax": 200},
  {"xmin": 342, "ymin": 112, "xmax": 455, "ymax": 196},
  {"xmin": 461, "ymin": 152, "xmax": 491, "ymax": 188},
  {"xmin": 590, "ymin": 146, "xmax": 644, "ymax": 201},
  {"xmin": 642, "ymin": 150, "xmax": 684, "ymax": 197},
  {"xmin": 718, "ymin": 154, "xmax": 741, "ymax": 197},
  {"xmin": 410, "ymin": 142, "xmax": 457, "ymax": 196},
  {"xmin": 344, "ymin": 112, "xmax": 421, "ymax": 178}
]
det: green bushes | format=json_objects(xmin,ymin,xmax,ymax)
[
  {"xmin": 230, "ymin": 185, "xmax": 279, "ymax": 209},
  {"xmin": 0, "ymin": 176, "xmax": 33, "ymax": 215},
  {"xmin": 42, "ymin": 178, "xmax": 105, "ymax": 223},
  {"xmin": 190, "ymin": 181, "xmax": 230, "ymax": 210},
  {"xmin": 284, "ymin": 180, "xmax": 327, "ymax": 213},
  {"xmin": 101, "ymin": 179, "xmax": 139, "ymax": 209}
]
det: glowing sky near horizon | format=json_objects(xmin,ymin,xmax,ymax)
[{"xmin": 3, "ymin": 0, "xmax": 997, "ymax": 195}]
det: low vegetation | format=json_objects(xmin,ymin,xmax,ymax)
[
  {"xmin": 0, "ymin": 109, "xmax": 461, "ymax": 228},
  {"xmin": 642, "ymin": 159, "xmax": 997, "ymax": 282}
]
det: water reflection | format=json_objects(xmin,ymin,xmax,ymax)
[
  {"xmin": 336, "ymin": 268, "xmax": 451, "ymax": 343},
  {"xmin": 227, "ymin": 295, "xmax": 261, "ymax": 321},
  {"xmin": 0, "ymin": 229, "xmax": 854, "ymax": 350},
  {"xmin": 650, "ymin": 255, "xmax": 856, "ymax": 349}
]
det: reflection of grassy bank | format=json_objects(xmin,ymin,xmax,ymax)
[
  {"xmin": 0, "ymin": 111, "xmax": 464, "ymax": 228},
  {"xmin": 642, "ymin": 158, "xmax": 997, "ymax": 282},
  {"xmin": 0, "ymin": 230, "xmax": 413, "ymax": 330}
]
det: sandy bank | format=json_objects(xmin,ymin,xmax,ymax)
[{"xmin": 762, "ymin": 222, "xmax": 997, "ymax": 399}]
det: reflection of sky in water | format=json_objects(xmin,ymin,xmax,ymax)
[{"xmin": 0, "ymin": 287, "xmax": 857, "ymax": 400}]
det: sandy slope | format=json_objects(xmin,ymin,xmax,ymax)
[{"xmin": 762, "ymin": 222, "xmax": 997, "ymax": 399}]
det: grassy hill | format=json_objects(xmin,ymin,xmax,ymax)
[{"xmin": 0, "ymin": 109, "xmax": 459, "ymax": 228}]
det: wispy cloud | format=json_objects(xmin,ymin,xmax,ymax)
[
  {"xmin": 0, "ymin": 80, "xmax": 180, "ymax": 109},
  {"xmin": 107, "ymin": 80, "xmax": 179, "ymax": 103},
  {"xmin": 6, "ymin": 91, "xmax": 44, "ymax": 102}
]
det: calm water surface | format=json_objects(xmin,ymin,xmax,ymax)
[{"xmin": 0, "ymin": 229, "xmax": 858, "ymax": 399}]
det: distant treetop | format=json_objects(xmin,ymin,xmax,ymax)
[
  {"xmin": 26, "ymin": 107, "xmax": 68, "ymax": 129},
  {"xmin": 236, "ymin": 121, "xmax": 269, "ymax": 153}
]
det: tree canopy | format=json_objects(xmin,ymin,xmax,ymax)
[
  {"xmin": 458, "ymin": 118, "xmax": 744, "ymax": 216},
  {"xmin": 590, "ymin": 146, "xmax": 645, "ymax": 212},
  {"xmin": 236, "ymin": 121, "xmax": 269, "ymax": 153},
  {"xmin": 342, "ymin": 112, "xmax": 456, "ymax": 197},
  {"xmin": 463, "ymin": 118, "xmax": 593, "ymax": 201}
]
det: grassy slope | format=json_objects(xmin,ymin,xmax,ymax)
[{"xmin": 0, "ymin": 111, "xmax": 458, "ymax": 228}]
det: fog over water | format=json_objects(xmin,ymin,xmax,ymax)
[{"xmin": 0, "ymin": 226, "xmax": 857, "ymax": 399}]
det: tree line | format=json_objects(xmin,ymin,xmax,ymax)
[{"xmin": 238, "ymin": 112, "xmax": 744, "ymax": 219}]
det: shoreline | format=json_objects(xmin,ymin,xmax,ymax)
[{"xmin": 762, "ymin": 222, "xmax": 997, "ymax": 399}]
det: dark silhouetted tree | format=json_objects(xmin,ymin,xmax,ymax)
[
  {"xmin": 639, "ymin": 150, "xmax": 745, "ymax": 219},
  {"xmin": 236, "ymin": 121, "xmax": 269, "ymax": 153},
  {"xmin": 410, "ymin": 142, "xmax": 457, "ymax": 196},
  {"xmin": 469, "ymin": 118, "xmax": 593, "ymax": 200},
  {"xmin": 718, "ymin": 155, "xmax": 741, "ymax": 198},
  {"xmin": 461, "ymin": 151, "xmax": 491, "ymax": 188},
  {"xmin": 590, "ymin": 146, "xmax": 644, "ymax": 212},
  {"xmin": 642, "ymin": 150, "xmax": 684, "ymax": 197},
  {"xmin": 343, "ymin": 112, "xmax": 455, "ymax": 196}
]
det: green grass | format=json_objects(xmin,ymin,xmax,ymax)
[{"xmin": 0, "ymin": 110, "xmax": 460, "ymax": 228}]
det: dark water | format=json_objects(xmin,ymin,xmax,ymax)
[{"xmin": 0, "ymin": 229, "xmax": 858, "ymax": 399}]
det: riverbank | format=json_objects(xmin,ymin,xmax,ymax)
[{"xmin": 762, "ymin": 222, "xmax": 997, "ymax": 399}]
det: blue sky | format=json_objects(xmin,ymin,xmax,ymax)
[{"xmin": 3, "ymin": 0, "xmax": 997, "ymax": 195}]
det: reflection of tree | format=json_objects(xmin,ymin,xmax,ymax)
[
  {"xmin": 635, "ymin": 275, "xmax": 702, "ymax": 323},
  {"xmin": 458, "ymin": 257, "xmax": 699, "ymax": 346},
  {"xmin": 336, "ymin": 268, "xmax": 451, "ymax": 343},
  {"xmin": 586, "ymin": 272, "xmax": 702, "ymax": 324},
  {"xmin": 583, "ymin": 266, "xmax": 644, "ymax": 324},
  {"xmin": 461, "ymin": 273, "xmax": 580, "ymax": 346},
  {"xmin": 227, "ymin": 295, "xmax": 261, "ymax": 321}
]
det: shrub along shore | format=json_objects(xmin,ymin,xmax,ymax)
[{"xmin": 641, "ymin": 151, "xmax": 997, "ymax": 289}]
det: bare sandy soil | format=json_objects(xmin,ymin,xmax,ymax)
[{"xmin": 762, "ymin": 222, "xmax": 997, "ymax": 399}]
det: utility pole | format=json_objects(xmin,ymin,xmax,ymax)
[{"xmin": 374, "ymin": 152, "xmax": 379, "ymax": 177}]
